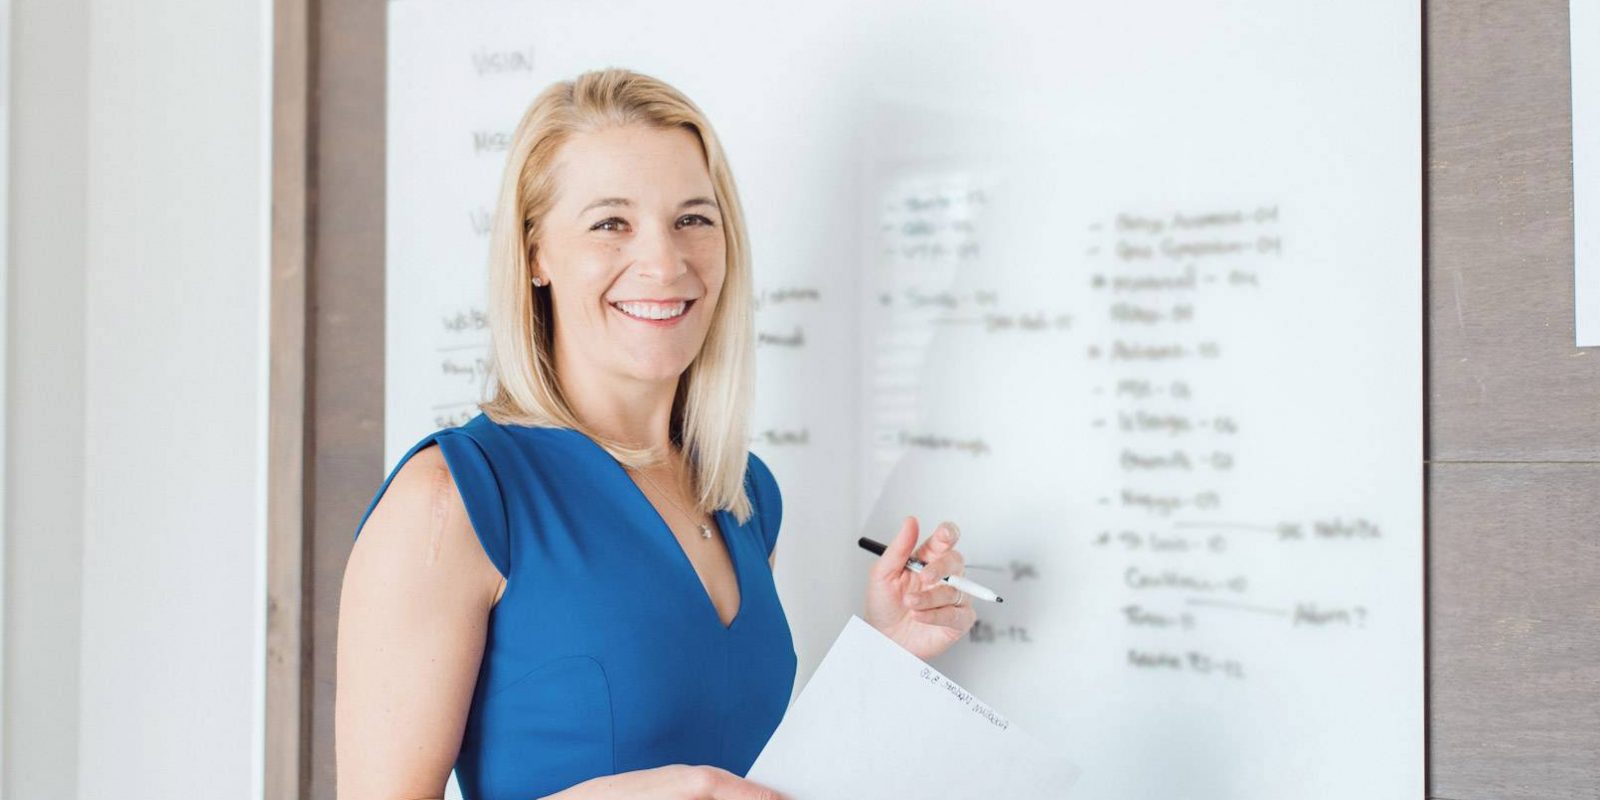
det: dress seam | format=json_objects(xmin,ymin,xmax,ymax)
[{"xmin": 586, "ymin": 655, "xmax": 619, "ymax": 775}]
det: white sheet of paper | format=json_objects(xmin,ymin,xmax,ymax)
[{"xmin": 747, "ymin": 616, "xmax": 1079, "ymax": 799}]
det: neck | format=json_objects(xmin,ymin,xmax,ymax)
[{"xmin": 554, "ymin": 356, "xmax": 680, "ymax": 455}]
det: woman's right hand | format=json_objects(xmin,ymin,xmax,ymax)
[{"xmin": 544, "ymin": 764, "xmax": 787, "ymax": 799}]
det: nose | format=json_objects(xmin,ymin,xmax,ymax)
[{"xmin": 630, "ymin": 221, "xmax": 689, "ymax": 285}]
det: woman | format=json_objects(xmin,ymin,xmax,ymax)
[{"xmin": 337, "ymin": 68, "xmax": 977, "ymax": 800}]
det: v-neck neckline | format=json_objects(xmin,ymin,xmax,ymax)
[{"xmin": 566, "ymin": 428, "xmax": 746, "ymax": 632}]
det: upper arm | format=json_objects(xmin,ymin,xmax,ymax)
[{"xmin": 336, "ymin": 444, "xmax": 503, "ymax": 800}]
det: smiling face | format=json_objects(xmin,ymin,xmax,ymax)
[{"xmin": 533, "ymin": 124, "xmax": 727, "ymax": 390}]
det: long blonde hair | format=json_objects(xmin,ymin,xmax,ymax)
[{"xmin": 479, "ymin": 68, "xmax": 756, "ymax": 523}]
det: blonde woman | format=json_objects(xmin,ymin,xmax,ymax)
[{"xmin": 337, "ymin": 69, "xmax": 977, "ymax": 800}]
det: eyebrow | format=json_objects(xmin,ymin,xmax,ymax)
[{"xmin": 579, "ymin": 196, "xmax": 720, "ymax": 215}]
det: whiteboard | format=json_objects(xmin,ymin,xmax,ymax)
[{"xmin": 386, "ymin": 2, "xmax": 1423, "ymax": 798}]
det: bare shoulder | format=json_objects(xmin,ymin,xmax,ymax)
[
  {"xmin": 347, "ymin": 443, "xmax": 504, "ymax": 608},
  {"xmin": 337, "ymin": 443, "xmax": 502, "ymax": 798}
]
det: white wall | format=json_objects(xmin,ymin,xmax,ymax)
[
  {"xmin": 5, "ymin": 0, "xmax": 270, "ymax": 797},
  {"xmin": 6, "ymin": 1, "xmax": 88, "ymax": 796}
]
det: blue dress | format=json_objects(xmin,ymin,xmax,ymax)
[{"xmin": 353, "ymin": 412, "xmax": 798, "ymax": 800}]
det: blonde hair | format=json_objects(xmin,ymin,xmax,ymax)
[{"xmin": 479, "ymin": 68, "xmax": 756, "ymax": 523}]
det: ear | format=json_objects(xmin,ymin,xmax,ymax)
[{"xmin": 529, "ymin": 245, "xmax": 547, "ymax": 286}]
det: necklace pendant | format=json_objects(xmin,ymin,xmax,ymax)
[{"xmin": 698, "ymin": 523, "xmax": 713, "ymax": 539}]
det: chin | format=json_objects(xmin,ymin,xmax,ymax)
[
  {"xmin": 615, "ymin": 336, "xmax": 707, "ymax": 381},
  {"xmin": 619, "ymin": 356, "xmax": 694, "ymax": 385}
]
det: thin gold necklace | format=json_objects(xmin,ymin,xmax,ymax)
[{"xmin": 631, "ymin": 463, "xmax": 715, "ymax": 540}]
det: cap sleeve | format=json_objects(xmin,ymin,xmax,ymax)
[
  {"xmin": 746, "ymin": 452, "xmax": 784, "ymax": 558},
  {"xmin": 353, "ymin": 428, "xmax": 511, "ymax": 580}
]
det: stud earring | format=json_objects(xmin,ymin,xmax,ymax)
[{"xmin": 531, "ymin": 275, "xmax": 546, "ymax": 287}]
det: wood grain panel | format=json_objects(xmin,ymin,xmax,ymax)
[
  {"xmin": 1428, "ymin": 462, "xmax": 1600, "ymax": 800},
  {"xmin": 266, "ymin": 0, "xmax": 310, "ymax": 795},
  {"xmin": 307, "ymin": 1, "xmax": 387, "ymax": 799},
  {"xmin": 1427, "ymin": 0, "xmax": 1600, "ymax": 461},
  {"xmin": 1426, "ymin": 2, "xmax": 1600, "ymax": 796}
]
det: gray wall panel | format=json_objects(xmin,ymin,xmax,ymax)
[
  {"xmin": 1427, "ymin": 0, "xmax": 1600, "ymax": 462},
  {"xmin": 1426, "ymin": 1, "xmax": 1600, "ymax": 796},
  {"xmin": 1428, "ymin": 463, "xmax": 1600, "ymax": 800}
]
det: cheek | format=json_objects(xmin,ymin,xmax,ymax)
[
  {"xmin": 554, "ymin": 249, "xmax": 625, "ymax": 305},
  {"xmin": 548, "ymin": 279, "xmax": 618, "ymax": 341},
  {"xmin": 578, "ymin": 242, "xmax": 626, "ymax": 276},
  {"xmin": 695, "ymin": 243, "xmax": 729, "ymax": 295}
]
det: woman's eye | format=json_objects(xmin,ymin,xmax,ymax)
[
  {"xmin": 591, "ymin": 217, "xmax": 627, "ymax": 232},
  {"xmin": 677, "ymin": 214, "xmax": 715, "ymax": 228}
]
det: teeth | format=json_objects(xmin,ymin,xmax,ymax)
[{"xmin": 613, "ymin": 300, "xmax": 688, "ymax": 320}]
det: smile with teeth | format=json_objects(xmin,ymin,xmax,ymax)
[{"xmin": 610, "ymin": 299, "xmax": 692, "ymax": 321}]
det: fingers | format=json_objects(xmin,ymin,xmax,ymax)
[
  {"xmin": 870, "ymin": 516, "xmax": 920, "ymax": 581},
  {"xmin": 719, "ymin": 773, "xmax": 788, "ymax": 800},
  {"xmin": 717, "ymin": 775, "xmax": 787, "ymax": 800},
  {"xmin": 688, "ymin": 764, "xmax": 788, "ymax": 799},
  {"xmin": 909, "ymin": 602, "xmax": 977, "ymax": 632},
  {"xmin": 911, "ymin": 520, "xmax": 960, "ymax": 568},
  {"xmin": 916, "ymin": 549, "xmax": 966, "ymax": 589},
  {"xmin": 902, "ymin": 582, "xmax": 965, "ymax": 610}
]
